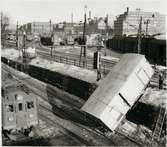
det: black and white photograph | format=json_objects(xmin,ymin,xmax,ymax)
[{"xmin": 0, "ymin": 0, "xmax": 166, "ymax": 146}]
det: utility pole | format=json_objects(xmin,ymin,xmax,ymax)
[
  {"xmin": 22, "ymin": 31, "xmax": 26, "ymax": 71},
  {"xmin": 16, "ymin": 21, "xmax": 21, "ymax": 58},
  {"xmin": 51, "ymin": 25, "xmax": 54, "ymax": 58},
  {"xmin": 144, "ymin": 19, "xmax": 150, "ymax": 37},
  {"xmin": 137, "ymin": 16, "xmax": 142, "ymax": 54},
  {"xmin": 49, "ymin": 19, "xmax": 52, "ymax": 34},
  {"xmin": 16, "ymin": 21, "xmax": 19, "ymax": 49},
  {"xmin": 33, "ymin": 22, "xmax": 35, "ymax": 33},
  {"xmin": 93, "ymin": 50, "xmax": 101, "ymax": 81},
  {"xmin": 79, "ymin": 5, "xmax": 87, "ymax": 68},
  {"xmin": 42, "ymin": 25, "xmax": 44, "ymax": 35},
  {"xmin": 94, "ymin": 35, "xmax": 102, "ymax": 81},
  {"xmin": 22, "ymin": 31, "xmax": 29, "ymax": 72},
  {"xmin": 104, "ymin": 14, "xmax": 108, "ymax": 56}
]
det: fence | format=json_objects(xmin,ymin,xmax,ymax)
[{"xmin": 36, "ymin": 51, "xmax": 111, "ymax": 75}]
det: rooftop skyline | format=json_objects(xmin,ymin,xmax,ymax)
[{"xmin": 1, "ymin": 0, "xmax": 166, "ymax": 25}]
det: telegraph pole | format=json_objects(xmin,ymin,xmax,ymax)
[
  {"xmin": 42, "ymin": 25, "xmax": 44, "ymax": 34},
  {"xmin": 79, "ymin": 5, "xmax": 87, "ymax": 68},
  {"xmin": 23, "ymin": 31, "xmax": 26, "ymax": 63},
  {"xmin": 96, "ymin": 35, "xmax": 102, "ymax": 81},
  {"xmin": 144, "ymin": 19, "xmax": 150, "ymax": 37},
  {"xmin": 137, "ymin": 16, "xmax": 142, "ymax": 54},
  {"xmin": 49, "ymin": 19, "xmax": 53, "ymax": 57},
  {"xmin": 22, "ymin": 31, "xmax": 28, "ymax": 72},
  {"xmin": 104, "ymin": 14, "xmax": 108, "ymax": 56},
  {"xmin": 83, "ymin": 5, "xmax": 87, "ymax": 67},
  {"xmin": 16, "ymin": 21, "xmax": 19, "ymax": 49},
  {"xmin": 33, "ymin": 22, "xmax": 35, "ymax": 33},
  {"xmin": 49, "ymin": 19, "xmax": 52, "ymax": 34}
]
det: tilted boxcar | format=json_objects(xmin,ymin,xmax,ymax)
[{"xmin": 82, "ymin": 54, "xmax": 154, "ymax": 131}]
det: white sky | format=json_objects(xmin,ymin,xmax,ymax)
[{"xmin": 0, "ymin": 0, "xmax": 166, "ymax": 25}]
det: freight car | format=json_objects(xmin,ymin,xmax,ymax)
[
  {"xmin": 106, "ymin": 37, "xmax": 166, "ymax": 66},
  {"xmin": 2, "ymin": 74, "xmax": 38, "ymax": 139},
  {"xmin": 1, "ymin": 57, "xmax": 97, "ymax": 100},
  {"xmin": 40, "ymin": 36, "xmax": 53, "ymax": 46},
  {"xmin": 82, "ymin": 54, "xmax": 154, "ymax": 131}
]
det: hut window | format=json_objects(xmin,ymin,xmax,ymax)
[
  {"xmin": 2, "ymin": 88, "xmax": 5, "ymax": 97},
  {"xmin": 18, "ymin": 103, "xmax": 23, "ymax": 111},
  {"xmin": 27, "ymin": 101, "xmax": 34, "ymax": 109},
  {"xmin": 6, "ymin": 104, "xmax": 14, "ymax": 112}
]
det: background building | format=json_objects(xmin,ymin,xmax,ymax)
[
  {"xmin": 23, "ymin": 21, "xmax": 53, "ymax": 35},
  {"xmin": 114, "ymin": 8, "xmax": 166, "ymax": 37}
]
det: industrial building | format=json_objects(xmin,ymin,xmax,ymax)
[
  {"xmin": 23, "ymin": 21, "xmax": 53, "ymax": 35},
  {"xmin": 114, "ymin": 8, "xmax": 165, "ymax": 36}
]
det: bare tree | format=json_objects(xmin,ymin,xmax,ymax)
[{"xmin": 1, "ymin": 12, "xmax": 10, "ymax": 48}]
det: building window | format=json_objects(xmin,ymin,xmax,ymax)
[
  {"xmin": 27, "ymin": 101, "xmax": 34, "ymax": 109},
  {"xmin": 18, "ymin": 103, "xmax": 23, "ymax": 111},
  {"xmin": 2, "ymin": 88, "xmax": 4, "ymax": 97},
  {"xmin": 6, "ymin": 104, "xmax": 14, "ymax": 112}
]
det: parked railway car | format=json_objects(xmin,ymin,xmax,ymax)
[
  {"xmin": 1, "ymin": 57, "xmax": 97, "ymax": 100},
  {"xmin": 2, "ymin": 76, "xmax": 38, "ymax": 137},
  {"xmin": 74, "ymin": 36, "xmax": 86, "ymax": 45},
  {"xmin": 106, "ymin": 37, "xmax": 166, "ymax": 66},
  {"xmin": 40, "ymin": 36, "xmax": 53, "ymax": 46},
  {"xmin": 28, "ymin": 65, "xmax": 97, "ymax": 100}
]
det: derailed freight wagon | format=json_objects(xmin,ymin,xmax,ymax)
[{"xmin": 81, "ymin": 54, "xmax": 154, "ymax": 131}]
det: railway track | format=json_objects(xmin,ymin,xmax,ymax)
[
  {"xmin": 2, "ymin": 65, "xmax": 95, "ymax": 145},
  {"xmin": 38, "ymin": 112, "xmax": 88, "ymax": 146},
  {"xmin": 38, "ymin": 103, "xmax": 110, "ymax": 146},
  {"xmin": 2, "ymin": 72, "xmax": 85, "ymax": 146},
  {"xmin": 4, "ymin": 39, "xmax": 118, "ymax": 73},
  {"xmin": 36, "ymin": 50, "xmax": 115, "ymax": 75},
  {"xmin": 36, "ymin": 48, "xmax": 117, "ymax": 68}
]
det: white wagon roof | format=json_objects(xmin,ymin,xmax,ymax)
[{"xmin": 81, "ymin": 53, "xmax": 154, "ymax": 131}]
